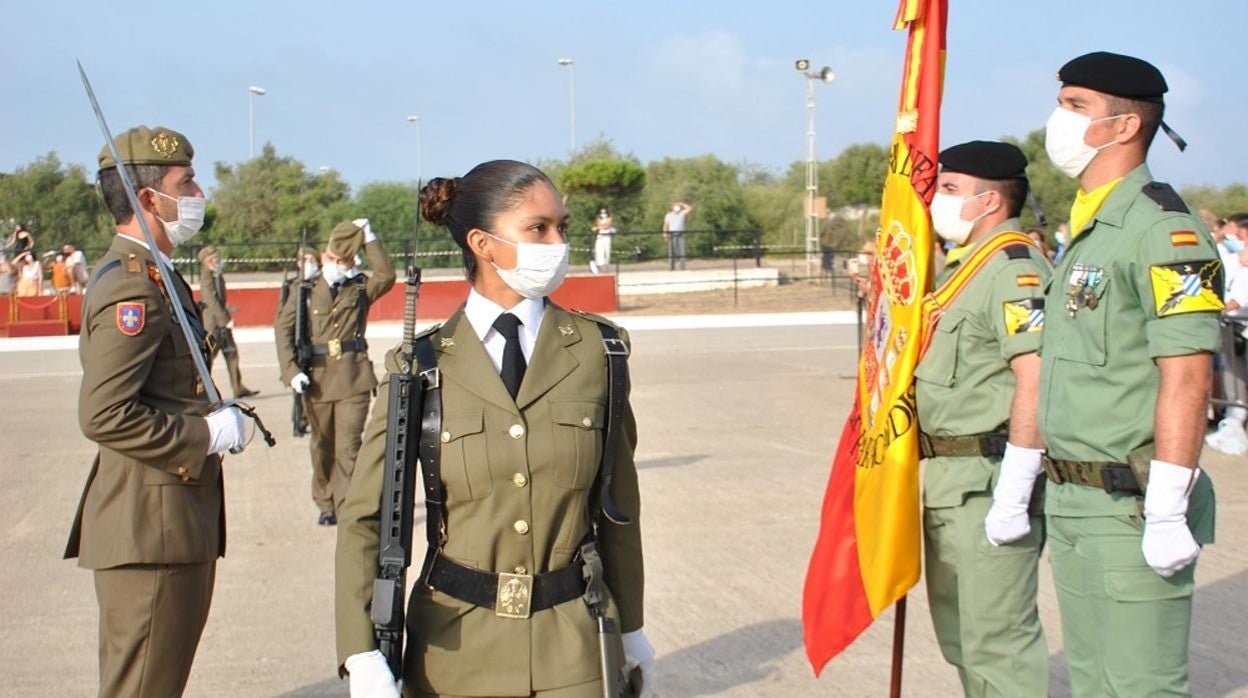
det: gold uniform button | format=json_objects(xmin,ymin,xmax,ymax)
[
  {"xmin": 441, "ymin": 431, "xmax": 452, "ymax": 443},
  {"xmin": 512, "ymin": 473, "xmax": 528, "ymax": 488},
  {"xmin": 581, "ymin": 417, "xmax": 593, "ymax": 428},
  {"xmin": 508, "ymin": 424, "xmax": 525, "ymax": 439},
  {"xmin": 513, "ymin": 520, "xmax": 530, "ymax": 535},
  {"xmin": 514, "ymin": 565, "xmax": 527, "ymax": 575},
  {"xmin": 177, "ymin": 466, "xmax": 188, "ymax": 475}
]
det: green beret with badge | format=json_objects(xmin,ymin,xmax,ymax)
[
  {"xmin": 98, "ymin": 125, "xmax": 194, "ymax": 170},
  {"xmin": 327, "ymin": 220, "xmax": 365, "ymax": 259}
]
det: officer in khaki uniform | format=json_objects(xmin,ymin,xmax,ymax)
[
  {"xmin": 992, "ymin": 52, "xmax": 1219, "ymax": 696},
  {"xmin": 198, "ymin": 244, "xmax": 257, "ymax": 398},
  {"xmin": 335, "ymin": 160, "xmax": 654, "ymax": 698},
  {"xmin": 275, "ymin": 219, "xmax": 395, "ymax": 524},
  {"xmin": 915, "ymin": 141, "xmax": 1051, "ymax": 697},
  {"xmin": 276, "ymin": 246, "xmax": 321, "ymax": 438},
  {"xmin": 65, "ymin": 126, "xmax": 247, "ymax": 697}
]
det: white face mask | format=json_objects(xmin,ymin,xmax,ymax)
[
  {"xmin": 148, "ymin": 189, "xmax": 205, "ymax": 246},
  {"xmin": 302, "ymin": 261, "xmax": 319, "ymax": 280},
  {"xmin": 321, "ymin": 262, "xmax": 349, "ymax": 286},
  {"xmin": 1044, "ymin": 107, "xmax": 1123, "ymax": 179},
  {"xmin": 485, "ymin": 232, "xmax": 569, "ymax": 299},
  {"xmin": 930, "ymin": 191, "xmax": 991, "ymax": 245}
]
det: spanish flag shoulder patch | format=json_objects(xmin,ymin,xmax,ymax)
[
  {"xmin": 1170, "ymin": 230, "xmax": 1199, "ymax": 247},
  {"xmin": 1016, "ymin": 274, "xmax": 1040, "ymax": 287}
]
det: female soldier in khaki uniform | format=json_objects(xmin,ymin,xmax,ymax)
[{"xmin": 335, "ymin": 160, "xmax": 655, "ymax": 698}]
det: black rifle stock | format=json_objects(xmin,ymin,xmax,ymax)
[
  {"xmin": 370, "ymin": 263, "xmax": 423, "ymax": 678},
  {"xmin": 290, "ymin": 231, "xmax": 310, "ymax": 436}
]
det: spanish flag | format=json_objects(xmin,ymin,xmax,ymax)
[{"xmin": 802, "ymin": 0, "xmax": 946, "ymax": 675}]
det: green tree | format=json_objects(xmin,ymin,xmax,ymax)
[
  {"xmin": 1180, "ymin": 183, "xmax": 1248, "ymax": 220},
  {"xmin": 210, "ymin": 144, "xmax": 350, "ymax": 265},
  {"xmin": 825, "ymin": 143, "xmax": 890, "ymax": 208},
  {"xmin": 0, "ymin": 152, "xmax": 110, "ymax": 251},
  {"xmin": 642, "ymin": 155, "xmax": 754, "ymax": 261}
]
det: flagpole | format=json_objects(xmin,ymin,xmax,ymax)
[{"xmin": 889, "ymin": 596, "xmax": 907, "ymax": 698}]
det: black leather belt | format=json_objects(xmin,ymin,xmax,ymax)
[
  {"xmin": 424, "ymin": 552, "xmax": 586, "ymax": 619},
  {"xmin": 308, "ymin": 338, "xmax": 367, "ymax": 358},
  {"xmin": 919, "ymin": 431, "xmax": 1008, "ymax": 459},
  {"xmin": 1043, "ymin": 457, "xmax": 1143, "ymax": 496}
]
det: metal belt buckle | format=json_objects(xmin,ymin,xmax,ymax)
[
  {"xmin": 420, "ymin": 367, "xmax": 441, "ymax": 389},
  {"xmin": 328, "ymin": 338, "xmax": 343, "ymax": 360},
  {"xmin": 602, "ymin": 338, "xmax": 630, "ymax": 356},
  {"xmin": 495, "ymin": 572, "xmax": 533, "ymax": 619}
]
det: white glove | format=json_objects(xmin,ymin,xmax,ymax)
[
  {"xmin": 226, "ymin": 319, "xmax": 234, "ymax": 330},
  {"xmin": 205, "ymin": 405, "xmax": 247, "ymax": 455},
  {"xmin": 354, "ymin": 218, "xmax": 377, "ymax": 244},
  {"xmin": 984, "ymin": 443, "xmax": 1045, "ymax": 546},
  {"xmin": 1142, "ymin": 459, "xmax": 1202, "ymax": 577},
  {"xmin": 621, "ymin": 629, "xmax": 656, "ymax": 698},
  {"xmin": 290, "ymin": 372, "xmax": 310, "ymax": 394},
  {"xmin": 344, "ymin": 650, "xmax": 400, "ymax": 698}
]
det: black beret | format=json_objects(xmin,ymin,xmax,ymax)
[
  {"xmin": 939, "ymin": 141, "xmax": 1028, "ymax": 181},
  {"xmin": 1057, "ymin": 51, "xmax": 1168, "ymax": 103}
]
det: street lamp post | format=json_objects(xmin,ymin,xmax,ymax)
[
  {"xmin": 248, "ymin": 85, "xmax": 267, "ymax": 159},
  {"xmin": 794, "ymin": 60, "xmax": 834, "ymax": 277},
  {"xmin": 405, "ymin": 115, "xmax": 423, "ymax": 187},
  {"xmin": 556, "ymin": 58, "xmax": 575, "ymax": 156}
]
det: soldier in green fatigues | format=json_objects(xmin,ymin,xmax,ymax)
[
  {"xmin": 276, "ymin": 220, "xmax": 396, "ymax": 525},
  {"xmin": 65, "ymin": 126, "xmax": 248, "ymax": 697},
  {"xmin": 198, "ymin": 244, "xmax": 257, "ymax": 398},
  {"xmin": 335, "ymin": 161, "xmax": 655, "ymax": 697},
  {"xmin": 992, "ymin": 52, "xmax": 1219, "ymax": 697},
  {"xmin": 915, "ymin": 141, "xmax": 1052, "ymax": 697}
]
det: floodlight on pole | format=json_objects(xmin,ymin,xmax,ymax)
[
  {"xmin": 405, "ymin": 115, "xmax": 423, "ymax": 187},
  {"xmin": 794, "ymin": 60, "xmax": 834, "ymax": 276},
  {"xmin": 556, "ymin": 58, "xmax": 575, "ymax": 156},
  {"xmin": 248, "ymin": 85, "xmax": 267, "ymax": 159}
]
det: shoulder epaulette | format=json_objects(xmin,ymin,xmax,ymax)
[
  {"xmin": 1142, "ymin": 181, "xmax": 1188, "ymax": 213},
  {"xmin": 1003, "ymin": 245, "xmax": 1031, "ymax": 260},
  {"xmin": 571, "ymin": 308, "xmax": 620, "ymax": 330}
]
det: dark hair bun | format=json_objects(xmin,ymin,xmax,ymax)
[{"xmin": 420, "ymin": 177, "xmax": 459, "ymax": 227}]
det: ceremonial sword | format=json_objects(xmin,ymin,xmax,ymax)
[{"xmin": 77, "ymin": 60, "xmax": 274, "ymax": 450}]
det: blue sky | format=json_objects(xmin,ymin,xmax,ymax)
[{"xmin": 3, "ymin": 1, "xmax": 1245, "ymax": 194}]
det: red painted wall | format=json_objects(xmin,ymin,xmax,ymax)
[{"xmin": 0, "ymin": 274, "xmax": 617, "ymax": 335}]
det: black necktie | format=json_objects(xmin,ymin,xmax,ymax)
[{"xmin": 492, "ymin": 313, "xmax": 526, "ymax": 400}]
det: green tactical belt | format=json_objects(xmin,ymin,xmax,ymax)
[
  {"xmin": 919, "ymin": 431, "xmax": 1008, "ymax": 459},
  {"xmin": 1042, "ymin": 455, "xmax": 1146, "ymax": 496}
]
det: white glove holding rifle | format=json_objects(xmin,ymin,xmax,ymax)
[
  {"xmin": 984, "ymin": 443, "xmax": 1045, "ymax": 546},
  {"xmin": 621, "ymin": 629, "xmax": 656, "ymax": 697}
]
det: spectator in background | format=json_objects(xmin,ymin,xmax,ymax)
[
  {"xmin": 1217, "ymin": 214, "xmax": 1248, "ymax": 295},
  {"xmin": 1024, "ymin": 227, "xmax": 1052, "ymax": 260},
  {"xmin": 49, "ymin": 251, "xmax": 72, "ymax": 295},
  {"xmin": 1206, "ymin": 240, "xmax": 1248, "ymax": 455},
  {"xmin": 0, "ymin": 255, "xmax": 15, "ymax": 296},
  {"xmin": 663, "ymin": 200, "xmax": 692, "ymax": 270},
  {"xmin": 590, "ymin": 206, "xmax": 616, "ymax": 274},
  {"xmin": 64, "ymin": 243, "xmax": 88, "ymax": 293},
  {"xmin": 1052, "ymin": 221, "xmax": 1070, "ymax": 262},
  {"xmin": 14, "ymin": 251, "xmax": 42, "ymax": 297},
  {"xmin": 6, "ymin": 224, "xmax": 34, "ymax": 257}
]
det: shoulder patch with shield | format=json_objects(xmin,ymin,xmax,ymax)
[
  {"xmin": 1149, "ymin": 260, "xmax": 1224, "ymax": 317},
  {"xmin": 117, "ymin": 302, "xmax": 145, "ymax": 336},
  {"xmin": 1002, "ymin": 298, "xmax": 1045, "ymax": 335}
]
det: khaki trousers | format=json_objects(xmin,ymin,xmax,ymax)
[
  {"xmin": 306, "ymin": 391, "xmax": 371, "ymax": 513},
  {"xmin": 924, "ymin": 493, "xmax": 1048, "ymax": 698},
  {"xmin": 409, "ymin": 678, "xmax": 603, "ymax": 698},
  {"xmin": 93, "ymin": 561, "xmax": 216, "ymax": 698}
]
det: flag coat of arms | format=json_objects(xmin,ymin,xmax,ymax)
[{"xmin": 802, "ymin": 0, "xmax": 947, "ymax": 675}]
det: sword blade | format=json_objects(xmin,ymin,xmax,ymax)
[{"xmin": 76, "ymin": 60, "xmax": 222, "ymax": 406}]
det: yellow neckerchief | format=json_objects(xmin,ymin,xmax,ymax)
[
  {"xmin": 943, "ymin": 242, "xmax": 973, "ymax": 267},
  {"xmin": 1069, "ymin": 177, "xmax": 1123, "ymax": 238}
]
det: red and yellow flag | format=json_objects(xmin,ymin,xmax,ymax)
[{"xmin": 802, "ymin": 0, "xmax": 946, "ymax": 674}]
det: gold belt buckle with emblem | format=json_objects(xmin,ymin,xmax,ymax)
[
  {"xmin": 327, "ymin": 338, "xmax": 343, "ymax": 360},
  {"xmin": 495, "ymin": 572, "xmax": 534, "ymax": 619}
]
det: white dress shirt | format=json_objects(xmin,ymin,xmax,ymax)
[{"xmin": 463, "ymin": 288, "xmax": 546, "ymax": 374}]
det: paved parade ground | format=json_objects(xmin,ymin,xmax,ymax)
[{"xmin": 1, "ymin": 315, "xmax": 1245, "ymax": 697}]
